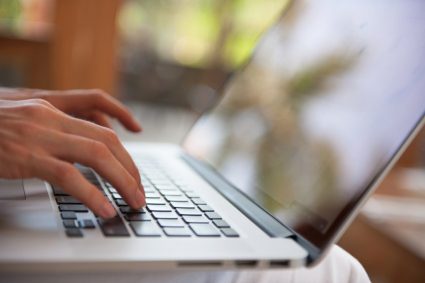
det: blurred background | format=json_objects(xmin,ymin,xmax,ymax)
[
  {"xmin": 0, "ymin": 0, "xmax": 284, "ymax": 108},
  {"xmin": 0, "ymin": 1, "xmax": 424, "ymax": 282}
]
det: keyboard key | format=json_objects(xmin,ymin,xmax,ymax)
[
  {"xmin": 59, "ymin": 204, "xmax": 89, "ymax": 212},
  {"xmin": 157, "ymin": 219, "xmax": 185, "ymax": 227},
  {"xmin": 111, "ymin": 193, "xmax": 122, "ymax": 199},
  {"xmin": 146, "ymin": 174, "xmax": 164, "ymax": 179},
  {"xmin": 52, "ymin": 185, "xmax": 68, "ymax": 196},
  {"xmin": 119, "ymin": 206, "xmax": 145, "ymax": 214},
  {"xmin": 147, "ymin": 204, "xmax": 172, "ymax": 212},
  {"xmin": 182, "ymin": 215, "xmax": 209, "ymax": 223},
  {"xmin": 205, "ymin": 212, "xmax": 222, "ymax": 220},
  {"xmin": 146, "ymin": 171, "xmax": 164, "ymax": 177},
  {"xmin": 176, "ymin": 185, "xmax": 191, "ymax": 192},
  {"xmin": 143, "ymin": 187, "xmax": 156, "ymax": 193},
  {"xmin": 115, "ymin": 199, "xmax": 128, "ymax": 206},
  {"xmin": 61, "ymin": 211, "xmax": 77, "ymax": 219},
  {"xmin": 98, "ymin": 216, "xmax": 130, "ymax": 237},
  {"xmin": 152, "ymin": 180, "xmax": 174, "ymax": 186},
  {"xmin": 152, "ymin": 211, "xmax": 179, "ymax": 219},
  {"xmin": 185, "ymin": 191, "xmax": 199, "ymax": 198},
  {"xmin": 78, "ymin": 219, "xmax": 95, "ymax": 229},
  {"xmin": 221, "ymin": 228, "xmax": 239, "ymax": 237},
  {"xmin": 150, "ymin": 180, "xmax": 172, "ymax": 186},
  {"xmin": 65, "ymin": 228, "xmax": 83, "ymax": 238},
  {"xmin": 160, "ymin": 190, "xmax": 182, "ymax": 196},
  {"xmin": 56, "ymin": 196, "xmax": 81, "ymax": 204},
  {"xmin": 142, "ymin": 182, "xmax": 154, "ymax": 188},
  {"xmin": 130, "ymin": 221, "xmax": 161, "ymax": 237},
  {"xmin": 146, "ymin": 198, "xmax": 167, "ymax": 205},
  {"xmin": 125, "ymin": 213, "xmax": 151, "ymax": 221},
  {"xmin": 145, "ymin": 192, "xmax": 161, "ymax": 198},
  {"xmin": 88, "ymin": 180, "xmax": 101, "ymax": 188},
  {"xmin": 155, "ymin": 184, "xmax": 177, "ymax": 190},
  {"xmin": 198, "ymin": 205, "xmax": 214, "ymax": 212},
  {"xmin": 170, "ymin": 202, "xmax": 195, "ymax": 209},
  {"xmin": 63, "ymin": 219, "xmax": 78, "ymax": 228},
  {"xmin": 212, "ymin": 219, "xmax": 230, "ymax": 228},
  {"xmin": 190, "ymin": 224, "xmax": 221, "ymax": 237},
  {"xmin": 191, "ymin": 198, "xmax": 206, "ymax": 205},
  {"xmin": 108, "ymin": 187, "xmax": 118, "ymax": 194},
  {"xmin": 165, "ymin": 195, "xmax": 189, "ymax": 202},
  {"xmin": 141, "ymin": 176, "xmax": 150, "ymax": 182},
  {"xmin": 176, "ymin": 208, "xmax": 202, "ymax": 216},
  {"xmin": 163, "ymin": 227, "xmax": 191, "ymax": 237}
]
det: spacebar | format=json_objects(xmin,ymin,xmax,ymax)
[{"xmin": 98, "ymin": 216, "xmax": 130, "ymax": 237}]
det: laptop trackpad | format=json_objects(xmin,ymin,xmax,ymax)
[{"xmin": 0, "ymin": 179, "xmax": 26, "ymax": 200}]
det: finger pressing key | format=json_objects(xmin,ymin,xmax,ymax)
[
  {"xmin": 62, "ymin": 116, "xmax": 142, "ymax": 189},
  {"xmin": 33, "ymin": 156, "xmax": 117, "ymax": 219},
  {"xmin": 44, "ymin": 131, "xmax": 145, "ymax": 209}
]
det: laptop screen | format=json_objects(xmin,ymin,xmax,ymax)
[{"xmin": 183, "ymin": 0, "xmax": 425, "ymax": 248}]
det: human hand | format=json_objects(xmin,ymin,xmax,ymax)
[
  {"xmin": 0, "ymin": 88, "xmax": 142, "ymax": 131},
  {"xmin": 0, "ymin": 98, "xmax": 145, "ymax": 218}
]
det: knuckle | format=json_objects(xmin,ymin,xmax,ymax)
[
  {"xmin": 22, "ymin": 100, "xmax": 53, "ymax": 118},
  {"xmin": 103, "ymin": 128, "xmax": 120, "ymax": 145},
  {"xmin": 91, "ymin": 89, "xmax": 107, "ymax": 99},
  {"xmin": 31, "ymin": 98, "xmax": 51, "ymax": 107},
  {"xmin": 90, "ymin": 141, "xmax": 110, "ymax": 159}
]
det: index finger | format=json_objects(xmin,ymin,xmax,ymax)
[
  {"xmin": 47, "ymin": 89, "xmax": 142, "ymax": 132},
  {"xmin": 33, "ymin": 156, "xmax": 117, "ymax": 219},
  {"xmin": 89, "ymin": 91, "xmax": 142, "ymax": 132},
  {"xmin": 63, "ymin": 116, "xmax": 142, "ymax": 187}
]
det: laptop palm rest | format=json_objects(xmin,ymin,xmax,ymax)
[
  {"xmin": 0, "ymin": 180, "xmax": 25, "ymax": 200},
  {"xmin": 0, "ymin": 179, "xmax": 58, "ymax": 233}
]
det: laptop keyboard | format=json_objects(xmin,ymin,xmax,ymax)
[{"xmin": 52, "ymin": 158, "xmax": 239, "ymax": 239}]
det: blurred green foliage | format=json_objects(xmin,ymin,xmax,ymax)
[
  {"xmin": 0, "ymin": 0, "xmax": 22, "ymax": 28},
  {"xmin": 119, "ymin": 0, "xmax": 289, "ymax": 70}
]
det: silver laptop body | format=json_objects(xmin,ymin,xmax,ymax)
[{"xmin": 1, "ymin": 0, "xmax": 424, "ymax": 272}]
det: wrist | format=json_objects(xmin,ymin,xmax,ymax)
[{"xmin": 0, "ymin": 87, "xmax": 44, "ymax": 100}]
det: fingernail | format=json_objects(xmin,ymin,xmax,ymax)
[
  {"xmin": 133, "ymin": 119, "xmax": 142, "ymax": 132},
  {"xmin": 135, "ymin": 189, "xmax": 146, "ymax": 208},
  {"xmin": 100, "ymin": 202, "xmax": 116, "ymax": 219}
]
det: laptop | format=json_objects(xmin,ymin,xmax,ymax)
[{"xmin": 1, "ymin": 0, "xmax": 424, "ymax": 272}]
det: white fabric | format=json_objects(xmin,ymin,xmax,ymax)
[
  {"xmin": 232, "ymin": 246, "xmax": 370, "ymax": 283},
  {"xmin": 2, "ymin": 246, "xmax": 370, "ymax": 283}
]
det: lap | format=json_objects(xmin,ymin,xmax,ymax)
[
  {"xmin": 2, "ymin": 246, "xmax": 370, "ymax": 283},
  {"xmin": 232, "ymin": 246, "xmax": 370, "ymax": 283}
]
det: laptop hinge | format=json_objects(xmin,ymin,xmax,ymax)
[
  {"xmin": 181, "ymin": 153, "xmax": 293, "ymax": 238},
  {"xmin": 287, "ymin": 234, "xmax": 321, "ymax": 265}
]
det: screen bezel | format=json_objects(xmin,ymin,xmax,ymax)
[{"xmin": 292, "ymin": 115, "xmax": 424, "ymax": 252}]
